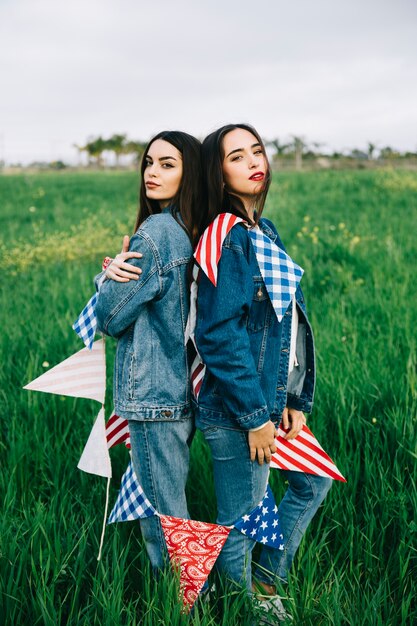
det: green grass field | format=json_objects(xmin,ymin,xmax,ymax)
[{"xmin": 1, "ymin": 169, "xmax": 416, "ymax": 625}]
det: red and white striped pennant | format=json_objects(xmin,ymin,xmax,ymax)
[
  {"xmin": 194, "ymin": 213, "xmax": 246, "ymax": 285},
  {"xmin": 271, "ymin": 423, "xmax": 346, "ymax": 482},
  {"xmin": 189, "ymin": 213, "xmax": 246, "ymax": 398},
  {"xmin": 105, "ymin": 414, "xmax": 131, "ymax": 449}
]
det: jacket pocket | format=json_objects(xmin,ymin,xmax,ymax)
[{"xmin": 247, "ymin": 280, "xmax": 270, "ymax": 333}]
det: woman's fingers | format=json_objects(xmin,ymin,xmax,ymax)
[
  {"xmin": 119, "ymin": 251, "xmax": 142, "ymax": 261},
  {"xmin": 121, "ymin": 235, "xmax": 130, "ymax": 253},
  {"xmin": 110, "ymin": 268, "xmax": 140, "ymax": 280}
]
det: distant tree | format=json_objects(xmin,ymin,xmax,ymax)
[
  {"xmin": 367, "ymin": 142, "xmax": 378, "ymax": 160},
  {"xmin": 267, "ymin": 138, "xmax": 290, "ymax": 157},
  {"xmin": 349, "ymin": 149, "xmax": 368, "ymax": 160},
  {"xmin": 85, "ymin": 137, "xmax": 107, "ymax": 167},
  {"xmin": 126, "ymin": 140, "xmax": 147, "ymax": 166},
  {"xmin": 107, "ymin": 133, "xmax": 128, "ymax": 168},
  {"xmin": 73, "ymin": 143, "xmax": 87, "ymax": 166},
  {"xmin": 290, "ymin": 135, "xmax": 308, "ymax": 170},
  {"xmin": 379, "ymin": 146, "xmax": 401, "ymax": 160}
]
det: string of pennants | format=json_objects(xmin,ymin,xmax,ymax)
[{"xmin": 23, "ymin": 263, "xmax": 345, "ymax": 611}]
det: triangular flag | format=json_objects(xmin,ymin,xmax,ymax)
[
  {"xmin": 271, "ymin": 423, "xmax": 346, "ymax": 482},
  {"xmin": 160, "ymin": 515, "xmax": 232, "ymax": 611},
  {"xmin": 248, "ymin": 226, "xmax": 304, "ymax": 322},
  {"xmin": 77, "ymin": 407, "xmax": 112, "ymax": 478},
  {"xmin": 24, "ymin": 339, "xmax": 106, "ymax": 404},
  {"xmin": 105, "ymin": 413, "xmax": 131, "ymax": 449},
  {"xmin": 72, "ymin": 293, "xmax": 98, "ymax": 349},
  {"xmin": 233, "ymin": 485, "xmax": 284, "ymax": 549},
  {"xmin": 194, "ymin": 212, "xmax": 245, "ymax": 285},
  {"xmin": 108, "ymin": 461, "xmax": 156, "ymax": 523}
]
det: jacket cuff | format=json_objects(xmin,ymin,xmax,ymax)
[
  {"xmin": 286, "ymin": 393, "xmax": 313, "ymax": 413},
  {"xmin": 236, "ymin": 406, "xmax": 270, "ymax": 431}
]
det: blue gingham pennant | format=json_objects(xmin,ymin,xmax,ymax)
[
  {"xmin": 108, "ymin": 461, "xmax": 156, "ymax": 523},
  {"xmin": 233, "ymin": 485, "xmax": 284, "ymax": 549},
  {"xmin": 249, "ymin": 226, "xmax": 304, "ymax": 322},
  {"xmin": 72, "ymin": 293, "xmax": 98, "ymax": 350}
]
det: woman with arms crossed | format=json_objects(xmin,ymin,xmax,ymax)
[
  {"xmin": 193, "ymin": 124, "xmax": 332, "ymax": 621},
  {"xmin": 95, "ymin": 131, "xmax": 204, "ymax": 572}
]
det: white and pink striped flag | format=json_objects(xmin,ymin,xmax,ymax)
[
  {"xmin": 24, "ymin": 339, "xmax": 106, "ymax": 404},
  {"xmin": 77, "ymin": 407, "xmax": 112, "ymax": 478},
  {"xmin": 105, "ymin": 414, "xmax": 131, "ymax": 449},
  {"xmin": 271, "ymin": 423, "xmax": 346, "ymax": 482}
]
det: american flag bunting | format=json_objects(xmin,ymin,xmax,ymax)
[{"xmin": 233, "ymin": 484, "xmax": 284, "ymax": 549}]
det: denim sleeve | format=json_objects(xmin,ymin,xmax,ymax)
[
  {"xmin": 95, "ymin": 232, "xmax": 160, "ymax": 338},
  {"xmin": 195, "ymin": 244, "xmax": 270, "ymax": 430}
]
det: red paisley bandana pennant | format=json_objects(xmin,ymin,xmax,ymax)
[{"xmin": 160, "ymin": 515, "xmax": 232, "ymax": 611}]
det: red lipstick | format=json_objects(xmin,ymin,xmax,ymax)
[{"xmin": 249, "ymin": 172, "xmax": 265, "ymax": 181}]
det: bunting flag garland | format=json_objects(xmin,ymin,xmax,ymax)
[
  {"xmin": 77, "ymin": 407, "xmax": 112, "ymax": 478},
  {"xmin": 194, "ymin": 212, "xmax": 245, "ymax": 286},
  {"xmin": 233, "ymin": 485, "xmax": 284, "ymax": 549},
  {"xmin": 108, "ymin": 461, "xmax": 156, "ymax": 523},
  {"xmin": 160, "ymin": 515, "xmax": 232, "ymax": 611},
  {"xmin": 271, "ymin": 423, "xmax": 346, "ymax": 482},
  {"xmin": 24, "ymin": 339, "xmax": 106, "ymax": 404},
  {"xmin": 105, "ymin": 413, "xmax": 131, "ymax": 449},
  {"xmin": 72, "ymin": 293, "xmax": 98, "ymax": 349},
  {"xmin": 248, "ymin": 226, "xmax": 304, "ymax": 322},
  {"xmin": 189, "ymin": 213, "xmax": 304, "ymax": 397}
]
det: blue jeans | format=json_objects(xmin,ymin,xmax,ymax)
[
  {"xmin": 128, "ymin": 418, "xmax": 194, "ymax": 570},
  {"xmin": 198, "ymin": 418, "xmax": 332, "ymax": 589},
  {"xmin": 254, "ymin": 470, "xmax": 333, "ymax": 585}
]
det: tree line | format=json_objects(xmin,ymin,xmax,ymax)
[{"xmin": 73, "ymin": 133, "xmax": 417, "ymax": 172}]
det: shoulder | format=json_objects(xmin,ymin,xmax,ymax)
[
  {"xmin": 138, "ymin": 212, "xmax": 183, "ymax": 238},
  {"xmin": 259, "ymin": 216, "xmax": 287, "ymax": 250},
  {"xmin": 259, "ymin": 217, "xmax": 277, "ymax": 234},
  {"xmin": 134, "ymin": 212, "xmax": 192, "ymax": 265}
]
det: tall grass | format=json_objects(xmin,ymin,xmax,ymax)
[{"xmin": 0, "ymin": 169, "xmax": 416, "ymax": 625}]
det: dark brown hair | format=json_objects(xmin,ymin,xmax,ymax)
[
  {"xmin": 134, "ymin": 131, "xmax": 204, "ymax": 246},
  {"xmin": 201, "ymin": 123, "xmax": 271, "ymax": 229}
]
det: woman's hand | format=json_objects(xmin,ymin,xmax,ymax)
[
  {"xmin": 105, "ymin": 235, "xmax": 143, "ymax": 282},
  {"xmin": 282, "ymin": 407, "xmax": 306, "ymax": 440},
  {"xmin": 248, "ymin": 420, "xmax": 277, "ymax": 465}
]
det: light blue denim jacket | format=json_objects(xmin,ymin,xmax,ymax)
[
  {"xmin": 194, "ymin": 217, "xmax": 316, "ymax": 431},
  {"xmin": 95, "ymin": 207, "xmax": 193, "ymax": 421}
]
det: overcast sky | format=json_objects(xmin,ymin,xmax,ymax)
[{"xmin": 1, "ymin": 0, "xmax": 416, "ymax": 163}]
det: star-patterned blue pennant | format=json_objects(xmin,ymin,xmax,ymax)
[{"xmin": 233, "ymin": 484, "xmax": 284, "ymax": 550}]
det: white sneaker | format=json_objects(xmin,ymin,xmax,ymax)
[{"xmin": 253, "ymin": 593, "xmax": 293, "ymax": 624}]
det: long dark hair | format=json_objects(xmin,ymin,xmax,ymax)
[
  {"xmin": 134, "ymin": 131, "xmax": 204, "ymax": 246},
  {"xmin": 201, "ymin": 123, "xmax": 271, "ymax": 228}
]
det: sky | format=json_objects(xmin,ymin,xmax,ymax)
[{"xmin": 0, "ymin": 0, "xmax": 416, "ymax": 164}]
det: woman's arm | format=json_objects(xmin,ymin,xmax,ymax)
[
  {"xmin": 105, "ymin": 235, "xmax": 143, "ymax": 282},
  {"xmin": 96, "ymin": 231, "xmax": 161, "ymax": 338}
]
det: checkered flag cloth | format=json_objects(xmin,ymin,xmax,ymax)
[
  {"xmin": 249, "ymin": 226, "xmax": 304, "ymax": 322},
  {"xmin": 108, "ymin": 461, "xmax": 156, "ymax": 523},
  {"xmin": 72, "ymin": 293, "xmax": 98, "ymax": 350}
]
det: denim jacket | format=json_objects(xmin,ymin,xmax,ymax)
[
  {"xmin": 95, "ymin": 207, "xmax": 193, "ymax": 421},
  {"xmin": 194, "ymin": 217, "xmax": 315, "ymax": 431}
]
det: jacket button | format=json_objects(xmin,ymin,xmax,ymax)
[
  {"xmin": 277, "ymin": 386, "xmax": 285, "ymax": 391},
  {"xmin": 163, "ymin": 410, "xmax": 172, "ymax": 417},
  {"xmin": 257, "ymin": 288, "xmax": 263, "ymax": 298},
  {"xmin": 281, "ymin": 348, "xmax": 289, "ymax": 353}
]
